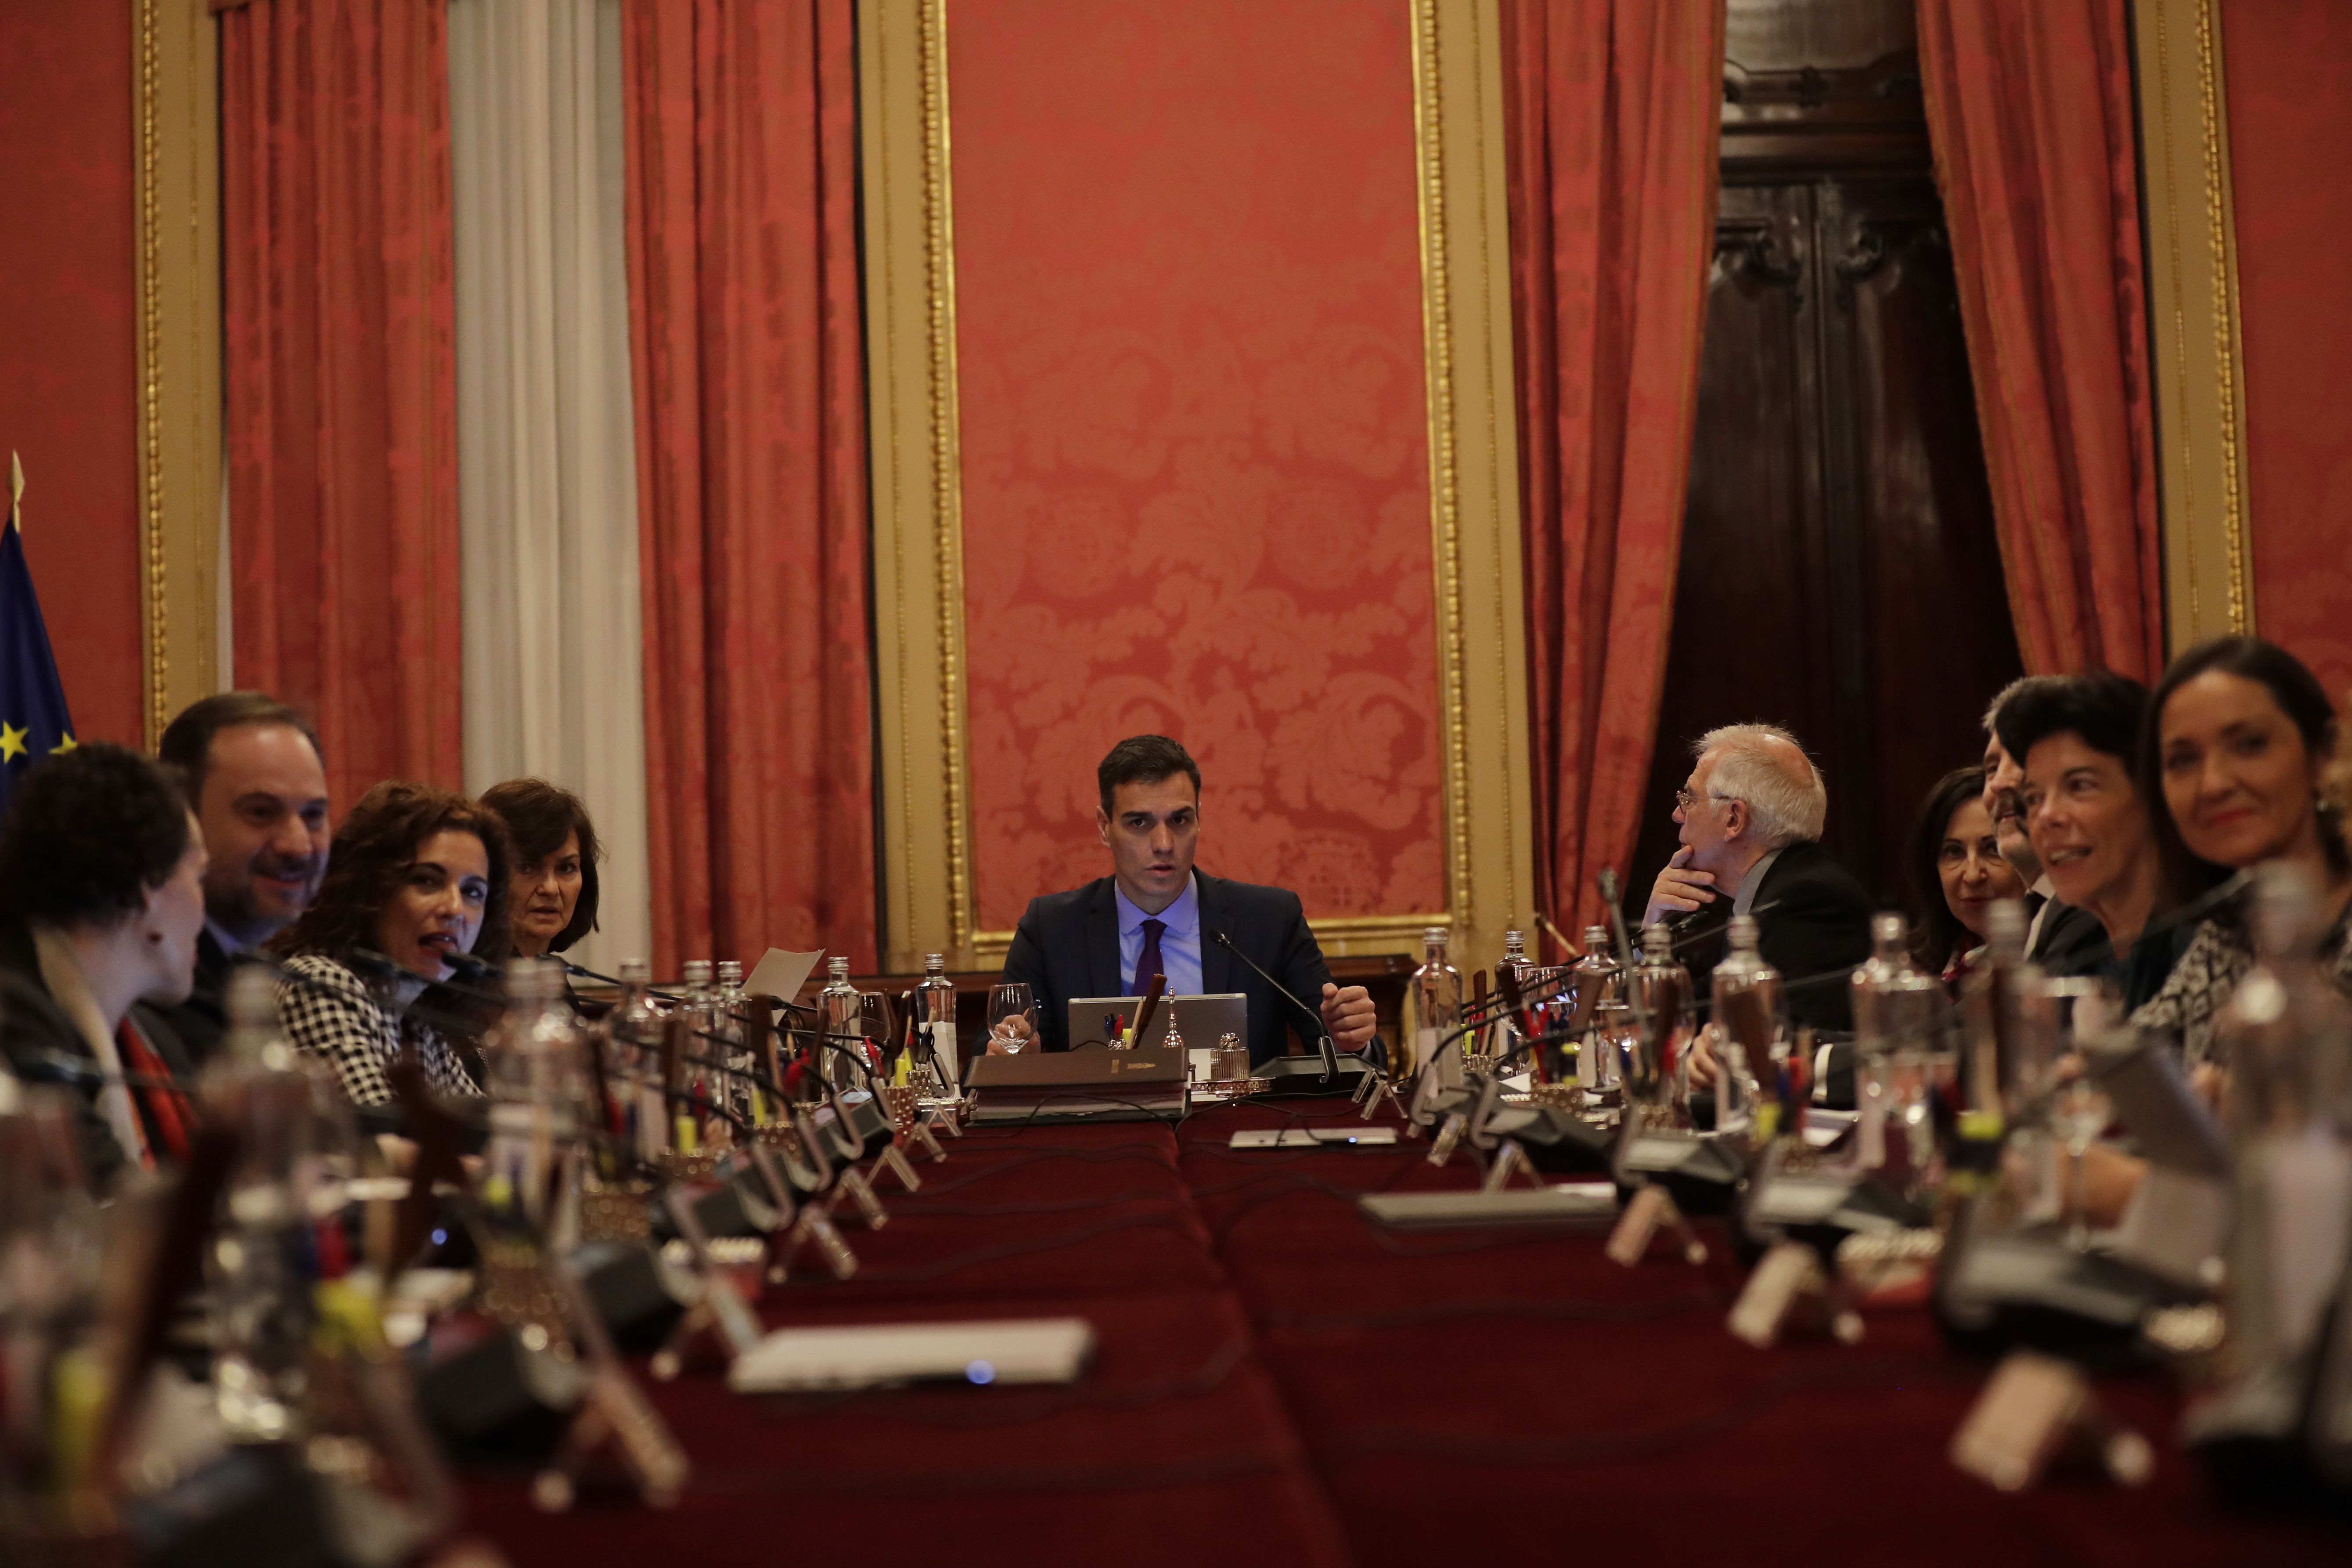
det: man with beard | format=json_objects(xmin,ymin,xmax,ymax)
[
  {"xmin": 1980, "ymin": 676, "xmax": 2107, "ymax": 974},
  {"xmin": 154, "ymin": 693, "xmax": 331, "ymax": 1063}
]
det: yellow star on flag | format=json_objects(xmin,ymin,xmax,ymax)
[
  {"xmin": 49, "ymin": 732, "xmax": 76, "ymax": 754},
  {"xmin": 0, "ymin": 723, "xmax": 25, "ymax": 761}
]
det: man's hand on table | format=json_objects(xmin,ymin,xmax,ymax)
[{"xmin": 1321, "ymin": 983, "xmax": 1376, "ymax": 1050}]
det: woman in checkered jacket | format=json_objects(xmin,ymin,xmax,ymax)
[{"xmin": 267, "ymin": 782, "xmax": 511, "ymax": 1107}]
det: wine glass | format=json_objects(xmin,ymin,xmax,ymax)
[
  {"xmin": 2055, "ymin": 1076, "xmax": 2112, "ymax": 1251},
  {"xmin": 986, "ymin": 983, "xmax": 1035, "ymax": 1056}
]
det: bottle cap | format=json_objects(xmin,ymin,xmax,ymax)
[
  {"xmin": 683, "ymin": 959, "xmax": 714, "ymax": 985},
  {"xmin": 1984, "ymin": 899, "xmax": 2025, "ymax": 950},
  {"xmin": 2251, "ymin": 859, "xmax": 2323, "ymax": 957},
  {"xmin": 508, "ymin": 956, "xmax": 562, "ymax": 1004},
  {"xmin": 227, "ymin": 964, "xmax": 280, "ymax": 1032},
  {"xmin": 718, "ymin": 960, "xmax": 744, "ymax": 984},
  {"xmin": 620, "ymin": 959, "xmax": 650, "ymax": 981},
  {"xmin": 1641, "ymin": 923, "xmax": 1674, "ymax": 958},
  {"xmin": 1727, "ymin": 912, "xmax": 1760, "ymax": 951},
  {"xmin": 828, "ymin": 955, "xmax": 851, "ymax": 979},
  {"xmin": 1423, "ymin": 926, "xmax": 1448, "ymax": 946},
  {"xmin": 1584, "ymin": 925, "xmax": 1613, "ymax": 948},
  {"xmin": 925, "ymin": 952, "xmax": 946, "ymax": 970},
  {"xmin": 1872, "ymin": 911, "xmax": 1907, "ymax": 945}
]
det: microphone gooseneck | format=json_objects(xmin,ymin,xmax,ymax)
[{"xmin": 1208, "ymin": 928, "xmax": 1354, "ymax": 1083}]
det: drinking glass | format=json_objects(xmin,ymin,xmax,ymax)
[
  {"xmin": 986, "ymin": 983, "xmax": 1036, "ymax": 1056},
  {"xmin": 2056, "ymin": 1076, "xmax": 2112, "ymax": 1251}
]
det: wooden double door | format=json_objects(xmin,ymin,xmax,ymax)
[{"xmin": 1627, "ymin": 67, "xmax": 2024, "ymax": 915}]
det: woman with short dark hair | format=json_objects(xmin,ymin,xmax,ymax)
[
  {"xmin": 478, "ymin": 778, "xmax": 602, "ymax": 959},
  {"xmin": 0, "ymin": 743, "xmax": 209, "ymax": 1185},
  {"xmin": 268, "ymin": 781, "xmax": 510, "ymax": 1106}
]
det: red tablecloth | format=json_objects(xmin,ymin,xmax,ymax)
[{"xmin": 459, "ymin": 1099, "xmax": 2348, "ymax": 1566}]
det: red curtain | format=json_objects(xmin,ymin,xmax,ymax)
[
  {"xmin": 620, "ymin": 0, "xmax": 875, "ymax": 973},
  {"xmin": 1918, "ymin": 0, "xmax": 2163, "ymax": 681},
  {"xmin": 220, "ymin": 0, "xmax": 462, "ymax": 807},
  {"xmin": 1503, "ymin": 0, "xmax": 1725, "ymax": 941}
]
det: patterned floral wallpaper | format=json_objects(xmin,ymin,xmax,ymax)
[{"xmin": 949, "ymin": 0, "xmax": 1446, "ymax": 930}]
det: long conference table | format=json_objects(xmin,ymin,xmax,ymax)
[{"xmin": 457, "ymin": 1094, "xmax": 2347, "ymax": 1566}]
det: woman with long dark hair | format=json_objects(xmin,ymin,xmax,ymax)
[
  {"xmin": 268, "ymin": 782, "xmax": 510, "ymax": 1106},
  {"xmin": 2131, "ymin": 634, "xmax": 2350, "ymax": 1068}
]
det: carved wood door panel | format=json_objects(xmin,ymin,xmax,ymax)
[{"xmin": 1628, "ymin": 92, "xmax": 2022, "ymax": 916}]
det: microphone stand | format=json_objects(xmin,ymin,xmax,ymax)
[{"xmin": 1206, "ymin": 930, "xmax": 1378, "ymax": 1097}]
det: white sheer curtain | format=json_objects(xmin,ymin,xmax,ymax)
[{"xmin": 449, "ymin": 0, "xmax": 652, "ymax": 975}]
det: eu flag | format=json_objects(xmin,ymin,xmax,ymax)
[{"xmin": 0, "ymin": 466, "xmax": 76, "ymax": 811}]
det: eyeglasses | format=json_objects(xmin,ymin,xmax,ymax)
[{"xmin": 1674, "ymin": 788, "xmax": 1731, "ymax": 813}]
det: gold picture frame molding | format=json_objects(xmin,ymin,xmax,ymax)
[
  {"xmin": 133, "ymin": 0, "xmax": 227, "ymax": 745},
  {"xmin": 2131, "ymin": 0, "xmax": 2255, "ymax": 651},
  {"xmin": 858, "ymin": 0, "xmax": 1533, "ymax": 973}
]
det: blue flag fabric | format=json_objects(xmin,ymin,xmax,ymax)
[{"xmin": 0, "ymin": 514, "xmax": 76, "ymax": 811}]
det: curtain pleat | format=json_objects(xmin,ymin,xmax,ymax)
[
  {"xmin": 618, "ymin": 0, "xmax": 875, "ymax": 973},
  {"xmin": 450, "ymin": 0, "xmax": 655, "ymax": 975},
  {"xmin": 1504, "ymin": 0, "xmax": 1725, "ymax": 941},
  {"xmin": 1918, "ymin": 0, "xmax": 2163, "ymax": 681},
  {"xmin": 221, "ymin": 0, "xmax": 463, "ymax": 806}
]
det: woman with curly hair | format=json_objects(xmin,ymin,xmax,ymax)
[
  {"xmin": 267, "ymin": 781, "xmax": 509, "ymax": 1107},
  {"xmin": 0, "ymin": 743, "xmax": 209, "ymax": 1186}
]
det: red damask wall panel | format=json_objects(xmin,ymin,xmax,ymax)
[
  {"xmin": 950, "ymin": 0, "xmax": 1445, "ymax": 929},
  {"xmin": 2222, "ymin": 2, "xmax": 2352, "ymax": 702},
  {"xmin": 0, "ymin": 0, "xmax": 144, "ymax": 746}
]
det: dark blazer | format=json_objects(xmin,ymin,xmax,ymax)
[
  {"xmin": 0, "ymin": 920, "xmax": 198, "ymax": 1191},
  {"xmin": 152, "ymin": 925, "xmax": 233, "ymax": 1068},
  {"xmin": 1000, "ymin": 870, "xmax": 1337, "ymax": 1067},
  {"xmin": 1669, "ymin": 839, "xmax": 1876, "ymax": 1034},
  {"xmin": 2030, "ymin": 898, "xmax": 2110, "ymax": 978}
]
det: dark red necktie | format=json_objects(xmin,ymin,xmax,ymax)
[{"xmin": 1136, "ymin": 918, "xmax": 1167, "ymax": 994}]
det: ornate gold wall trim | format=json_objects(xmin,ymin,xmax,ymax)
[
  {"xmin": 2132, "ymin": 0, "xmax": 2254, "ymax": 651},
  {"xmin": 861, "ymin": 0, "xmax": 977, "ymax": 968},
  {"xmin": 1407, "ymin": 0, "xmax": 1532, "ymax": 969},
  {"xmin": 133, "ymin": 0, "xmax": 225, "ymax": 746},
  {"xmin": 860, "ymin": 0, "xmax": 1532, "ymax": 972}
]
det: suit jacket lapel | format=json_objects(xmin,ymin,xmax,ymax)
[
  {"xmin": 1196, "ymin": 872, "xmax": 1232, "ymax": 995},
  {"xmin": 1086, "ymin": 879, "xmax": 1122, "ymax": 999}
]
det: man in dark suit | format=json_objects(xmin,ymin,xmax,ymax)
[
  {"xmin": 1642, "ymin": 723, "xmax": 1873, "ymax": 1032},
  {"xmin": 151, "ymin": 693, "xmax": 331, "ymax": 1064},
  {"xmin": 999, "ymin": 735, "xmax": 1376, "ymax": 1067}
]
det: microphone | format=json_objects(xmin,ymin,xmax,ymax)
[{"xmin": 1208, "ymin": 930, "xmax": 1351, "ymax": 1086}]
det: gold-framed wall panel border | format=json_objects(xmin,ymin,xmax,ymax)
[
  {"xmin": 1409, "ymin": 0, "xmax": 1533, "ymax": 970},
  {"xmin": 861, "ymin": 0, "xmax": 978, "ymax": 969},
  {"xmin": 2131, "ymin": 0, "xmax": 2254, "ymax": 652},
  {"xmin": 133, "ymin": 0, "xmax": 225, "ymax": 746},
  {"xmin": 861, "ymin": 0, "xmax": 1532, "ymax": 973}
]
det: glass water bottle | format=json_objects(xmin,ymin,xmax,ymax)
[
  {"xmin": 819, "ymin": 956, "xmax": 865, "ymax": 1093},
  {"xmin": 917, "ymin": 952, "xmax": 960, "ymax": 1098},
  {"xmin": 1404, "ymin": 926, "xmax": 1464, "ymax": 1088},
  {"xmin": 205, "ymin": 967, "xmax": 328, "ymax": 1442},
  {"xmin": 1710, "ymin": 914, "xmax": 1782, "ymax": 1134},
  {"xmin": 1849, "ymin": 913, "xmax": 1943, "ymax": 1176},
  {"xmin": 1626, "ymin": 924, "xmax": 1693, "ymax": 1113},
  {"xmin": 1570, "ymin": 925, "xmax": 1623, "ymax": 1093}
]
